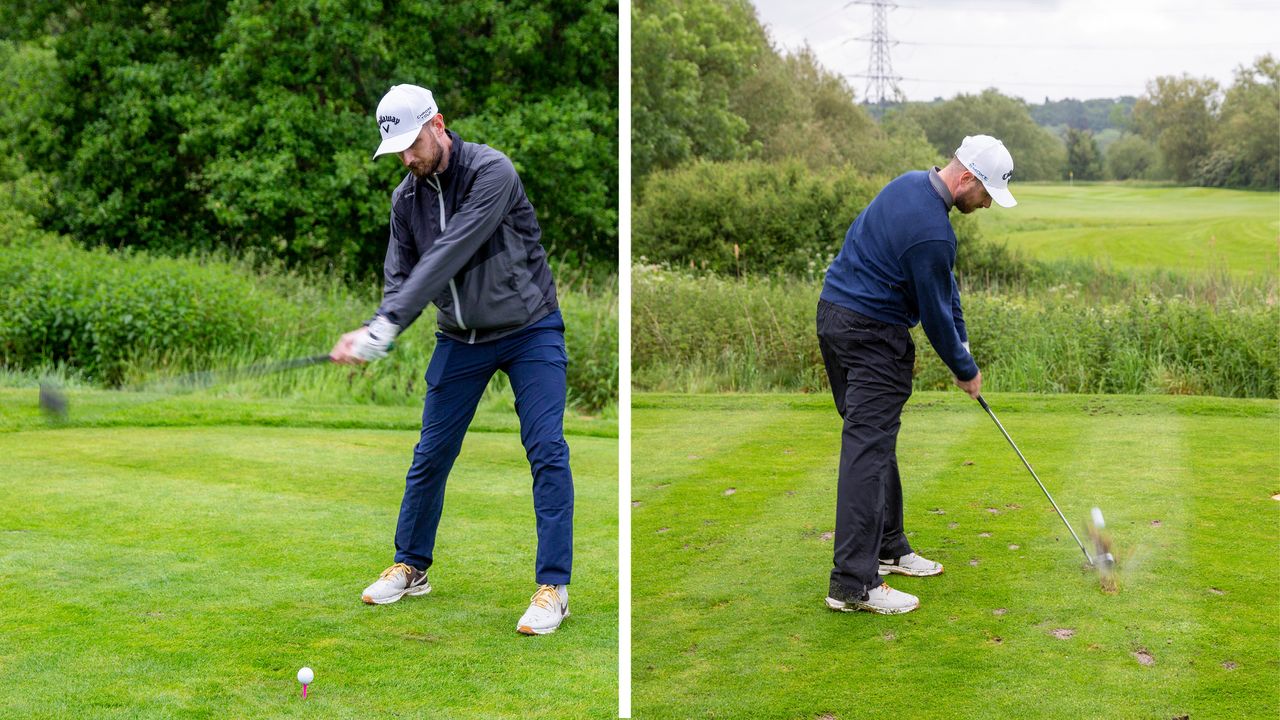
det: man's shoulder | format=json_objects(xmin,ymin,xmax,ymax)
[{"xmin": 457, "ymin": 139, "xmax": 513, "ymax": 172}]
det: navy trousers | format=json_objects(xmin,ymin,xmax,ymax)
[
  {"xmin": 817, "ymin": 300, "xmax": 915, "ymax": 598},
  {"xmin": 393, "ymin": 311, "xmax": 574, "ymax": 585}
]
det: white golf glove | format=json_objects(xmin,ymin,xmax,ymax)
[
  {"xmin": 961, "ymin": 341, "xmax": 971, "ymax": 354},
  {"xmin": 351, "ymin": 316, "xmax": 400, "ymax": 361}
]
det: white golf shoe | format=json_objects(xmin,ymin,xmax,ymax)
[
  {"xmin": 879, "ymin": 552, "xmax": 944, "ymax": 577},
  {"xmin": 361, "ymin": 562, "xmax": 431, "ymax": 605},
  {"xmin": 517, "ymin": 584, "xmax": 569, "ymax": 635},
  {"xmin": 826, "ymin": 582, "xmax": 920, "ymax": 615}
]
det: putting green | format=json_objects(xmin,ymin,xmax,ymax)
[
  {"xmin": 0, "ymin": 389, "xmax": 617, "ymax": 719},
  {"xmin": 632, "ymin": 392, "xmax": 1279, "ymax": 719},
  {"xmin": 979, "ymin": 184, "xmax": 1279, "ymax": 277}
]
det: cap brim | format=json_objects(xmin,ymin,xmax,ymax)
[
  {"xmin": 987, "ymin": 185, "xmax": 1017, "ymax": 208},
  {"xmin": 372, "ymin": 128, "xmax": 419, "ymax": 160}
]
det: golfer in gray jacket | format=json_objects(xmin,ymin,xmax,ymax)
[{"xmin": 331, "ymin": 84, "xmax": 573, "ymax": 635}]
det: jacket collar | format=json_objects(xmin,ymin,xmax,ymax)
[
  {"xmin": 434, "ymin": 130, "xmax": 464, "ymax": 185},
  {"xmin": 928, "ymin": 167, "xmax": 954, "ymax": 211}
]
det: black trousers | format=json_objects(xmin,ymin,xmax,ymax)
[{"xmin": 817, "ymin": 299, "xmax": 915, "ymax": 597}]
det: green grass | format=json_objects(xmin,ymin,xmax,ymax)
[
  {"xmin": 0, "ymin": 388, "xmax": 617, "ymax": 719},
  {"xmin": 632, "ymin": 391, "xmax": 1280, "ymax": 719},
  {"xmin": 980, "ymin": 184, "xmax": 1280, "ymax": 277}
]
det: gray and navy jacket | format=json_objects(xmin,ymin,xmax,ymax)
[{"xmin": 375, "ymin": 130, "xmax": 558, "ymax": 344}]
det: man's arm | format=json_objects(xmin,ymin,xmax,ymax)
[
  {"xmin": 902, "ymin": 240, "xmax": 980, "ymax": 388},
  {"xmin": 951, "ymin": 272, "xmax": 969, "ymax": 352},
  {"xmin": 331, "ymin": 202, "xmax": 416, "ymax": 364},
  {"xmin": 376, "ymin": 156, "xmax": 519, "ymax": 329}
]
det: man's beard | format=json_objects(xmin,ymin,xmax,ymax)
[
  {"xmin": 408, "ymin": 134, "xmax": 443, "ymax": 178},
  {"xmin": 955, "ymin": 186, "xmax": 984, "ymax": 214}
]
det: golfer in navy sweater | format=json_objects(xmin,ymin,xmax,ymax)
[{"xmin": 819, "ymin": 135, "xmax": 1017, "ymax": 615}]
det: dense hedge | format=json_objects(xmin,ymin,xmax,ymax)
[
  {"xmin": 0, "ymin": 236, "xmax": 618, "ymax": 411},
  {"xmin": 632, "ymin": 266, "xmax": 1279, "ymax": 399}
]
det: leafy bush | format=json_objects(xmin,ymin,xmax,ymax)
[
  {"xmin": 0, "ymin": 237, "xmax": 277, "ymax": 384},
  {"xmin": 633, "ymin": 160, "xmax": 880, "ymax": 277},
  {"xmin": 632, "ymin": 266, "xmax": 1279, "ymax": 399}
]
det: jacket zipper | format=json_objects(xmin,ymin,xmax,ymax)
[{"xmin": 429, "ymin": 173, "xmax": 472, "ymax": 342}]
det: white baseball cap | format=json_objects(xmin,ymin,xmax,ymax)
[
  {"xmin": 372, "ymin": 84, "xmax": 439, "ymax": 160},
  {"xmin": 955, "ymin": 135, "xmax": 1017, "ymax": 208}
]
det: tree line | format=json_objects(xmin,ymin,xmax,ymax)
[
  {"xmin": 0, "ymin": 1, "xmax": 618, "ymax": 276},
  {"xmin": 632, "ymin": 0, "xmax": 1277, "ymax": 191}
]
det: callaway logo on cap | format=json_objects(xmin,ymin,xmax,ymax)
[
  {"xmin": 955, "ymin": 135, "xmax": 1017, "ymax": 208},
  {"xmin": 372, "ymin": 84, "xmax": 439, "ymax": 160}
]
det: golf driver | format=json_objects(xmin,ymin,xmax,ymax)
[{"xmin": 976, "ymin": 395, "xmax": 1095, "ymax": 566}]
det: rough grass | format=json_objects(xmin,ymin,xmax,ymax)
[
  {"xmin": 980, "ymin": 184, "xmax": 1280, "ymax": 278},
  {"xmin": 631, "ymin": 391, "xmax": 1280, "ymax": 719},
  {"xmin": 0, "ymin": 388, "xmax": 617, "ymax": 719}
]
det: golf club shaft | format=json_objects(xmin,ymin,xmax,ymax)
[
  {"xmin": 144, "ymin": 354, "xmax": 333, "ymax": 391},
  {"xmin": 976, "ymin": 395, "xmax": 1094, "ymax": 565}
]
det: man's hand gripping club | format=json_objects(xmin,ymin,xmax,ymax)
[{"xmin": 331, "ymin": 316, "xmax": 400, "ymax": 364}]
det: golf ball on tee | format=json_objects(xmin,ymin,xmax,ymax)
[
  {"xmin": 297, "ymin": 667, "xmax": 314, "ymax": 685},
  {"xmin": 1091, "ymin": 507, "xmax": 1105, "ymax": 529}
]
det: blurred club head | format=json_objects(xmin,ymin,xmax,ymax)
[
  {"xmin": 39, "ymin": 382, "xmax": 69, "ymax": 422},
  {"xmin": 1087, "ymin": 507, "xmax": 1118, "ymax": 592}
]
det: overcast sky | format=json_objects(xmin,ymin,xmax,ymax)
[{"xmin": 750, "ymin": 0, "xmax": 1279, "ymax": 103}]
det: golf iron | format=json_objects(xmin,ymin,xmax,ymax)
[{"xmin": 975, "ymin": 395, "xmax": 1097, "ymax": 567}]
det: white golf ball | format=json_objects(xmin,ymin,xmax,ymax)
[
  {"xmin": 1091, "ymin": 507, "xmax": 1105, "ymax": 529},
  {"xmin": 297, "ymin": 667, "xmax": 314, "ymax": 685}
]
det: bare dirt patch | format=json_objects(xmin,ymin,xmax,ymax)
[
  {"xmin": 722, "ymin": 488, "xmax": 736, "ymax": 496},
  {"xmin": 968, "ymin": 558, "xmax": 980, "ymax": 566},
  {"xmin": 881, "ymin": 630, "xmax": 896, "ymax": 641},
  {"xmin": 820, "ymin": 531, "xmax": 834, "ymax": 542},
  {"xmin": 1221, "ymin": 660, "xmax": 1238, "ymax": 670},
  {"xmin": 985, "ymin": 507, "xmax": 1001, "ymax": 514},
  {"xmin": 992, "ymin": 608, "xmax": 1007, "ymax": 616},
  {"xmin": 656, "ymin": 527, "xmax": 670, "ymax": 533},
  {"xmin": 632, "ymin": 501, "xmax": 642, "ymax": 508},
  {"xmin": 928, "ymin": 508, "xmax": 946, "ymax": 515},
  {"xmin": 978, "ymin": 532, "xmax": 992, "ymax": 538},
  {"xmin": 1133, "ymin": 649, "xmax": 1156, "ymax": 666},
  {"xmin": 1208, "ymin": 587, "xmax": 1226, "ymax": 595},
  {"xmin": 1008, "ymin": 544, "xmax": 1020, "ymax": 550},
  {"xmin": 1051, "ymin": 628, "xmax": 1075, "ymax": 640},
  {"xmin": 1005, "ymin": 503, "xmax": 1022, "ymax": 510},
  {"xmin": 1150, "ymin": 519, "xmax": 1162, "ymax": 527},
  {"xmin": 948, "ymin": 522, "xmax": 959, "ymax": 529},
  {"xmin": 962, "ymin": 460, "xmax": 974, "ymax": 466}
]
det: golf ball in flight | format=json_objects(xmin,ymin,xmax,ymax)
[
  {"xmin": 297, "ymin": 667, "xmax": 314, "ymax": 685},
  {"xmin": 1091, "ymin": 507, "xmax": 1105, "ymax": 529}
]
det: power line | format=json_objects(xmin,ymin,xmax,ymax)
[{"xmin": 846, "ymin": 0, "xmax": 904, "ymax": 105}]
